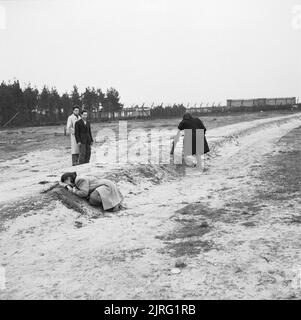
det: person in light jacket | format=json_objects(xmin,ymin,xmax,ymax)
[
  {"xmin": 66, "ymin": 106, "xmax": 81, "ymax": 166},
  {"xmin": 60, "ymin": 172, "xmax": 124, "ymax": 212}
]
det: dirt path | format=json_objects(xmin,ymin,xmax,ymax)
[
  {"xmin": 0, "ymin": 113, "xmax": 300, "ymax": 299},
  {"xmin": 0, "ymin": 111, "xmax": 295, "ymax": 204}
]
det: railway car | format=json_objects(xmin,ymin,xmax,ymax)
[{"xmin": 227, "ymin": 97, "xmax": 296, "ymax": 108}]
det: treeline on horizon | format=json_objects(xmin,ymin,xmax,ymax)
[
  {"xmin": 0, "ymin": 80, "xmax": 123, "ymax": 127},
  {"xmin": 0, "ymin": 80, "xmax": 187, "ymax": 127}
]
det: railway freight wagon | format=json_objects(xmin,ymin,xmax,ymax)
[
  {"xmin": 227, "ymin": 97, "xmax": 296, "ymax": 108},
  {"xmin": 265, "ymin": 98, "xmax": 296, "ymax": 106}
]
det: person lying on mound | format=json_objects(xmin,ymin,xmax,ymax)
[{"xmin": 60, "ymin": 172, "xmax": 124, "ymax": 212}]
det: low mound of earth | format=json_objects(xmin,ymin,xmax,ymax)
[
  {"xmin": 0, "ymin": 113, "xmax": 300, "ymax": 299},
  {"xmin": 0, "ymin": 110, "xmax": 298, "ymax": 204}
]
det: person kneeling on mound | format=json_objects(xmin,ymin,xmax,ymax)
[{"xmin": 60, "ymin": 172, "xmax": 124, "ymax": 212}]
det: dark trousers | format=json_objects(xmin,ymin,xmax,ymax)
[
  {"xmin": 72, "ymin": 154, "xmax": 79, "ymax": 166},
  {"xmin": 79, "ymin": 143, "xmax": 91, "ymax": 164}
]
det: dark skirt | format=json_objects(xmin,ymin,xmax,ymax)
[{"xmin": 183, "ymin": 129, "xmax": 210, "ymax": 156}]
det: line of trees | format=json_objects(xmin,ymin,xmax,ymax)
[
  {"xmin": 0, "ymin": 80, "xmax": 189, "ymax": 127},
  {"xmin": 0, "ymin": 80, "xmax": 195, "ymax": 127},
  {"xmin": 0, "ymin": 80, "xmax": 123, "ymax": 126}
]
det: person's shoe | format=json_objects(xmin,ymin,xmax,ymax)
[{"xmin": 112, "ymin": 205, "xmax": 120, "ymax": 212}]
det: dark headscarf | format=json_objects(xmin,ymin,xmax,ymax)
[
  {"xmin": 61, "ymin": 172, "xmax": 77, "ymax": 184},
  {"xmin": 183, "ymin": 112, "xmax": 193, "ymax": 121}
]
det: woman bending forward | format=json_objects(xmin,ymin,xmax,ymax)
[{"xmin": 60, "ymin": 172, "xmax": 124, "ymax": 212}]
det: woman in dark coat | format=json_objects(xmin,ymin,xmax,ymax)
[{"xmin": 171, "ymin": 113, "xmax": 210, "ymax": 168}]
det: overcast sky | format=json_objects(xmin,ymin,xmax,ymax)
[{"xmin": 0, "ymin": 0, "xmax": 300, "ymax": 105}]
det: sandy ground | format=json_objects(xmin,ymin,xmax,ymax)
[
  {"xmin": 0, "ymin": 112, "xmax": 301, "ymax": 299},
  {"xmin": 0, "ymin": 111, "xmax": 296, "ymax": 203}
]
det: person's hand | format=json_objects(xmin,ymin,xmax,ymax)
[
  {"xmin": 78, "ymin": 142, "xmax": 81, "ymax": 145},
  {"xmin": 72, "ymin": 187, "xmax": 77, "ymax": 193},
  {"xmin": 170, "ymin": 141, "xmax": 175, "ymax": 155},
  {"xmin": 66, "ymin": 185, "xmax": 73, "ymax": 192}
]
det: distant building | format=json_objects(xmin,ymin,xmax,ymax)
[
  {"xmin": 227, "ymin": 97, "xmax": 296, "ymax": 108},
  {"xmin": 100, "ymin": 106, "xmax": 151, "ymax": 120}
]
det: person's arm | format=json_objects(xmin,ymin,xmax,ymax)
[
  {"xmin": 66, "ymin": 116, "xmax": 72, "ymax": 135},
  {"xmin": 173, "ymin": 130, "xmax": 182, "ymax": 148},
  {"xmin": 89, "ymin": 123, "xmax": 93, "ymax": 143},
  {"xmin": 75, "ymin": 121, "xmax": 81, "ymax": 144},
  {"xmin": 72, "ymin": 178, "xmax": 89, "ymax": 198},
  {"xmin": 173, "ymin": 120, "xmax": 185, "ymax": 149}
]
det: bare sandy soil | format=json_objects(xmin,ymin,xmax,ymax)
[
  {"xmin": 0, "ymin": 111, "xmax": 296, "ymax": 203},
  {"xmin": 0, "ymin": 111, "xmax": 300, "ymax": 299}
]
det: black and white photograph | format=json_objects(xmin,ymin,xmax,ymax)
[{"xmin": 0, "ymin": 0, "xmax": 301, "ymax": 304}]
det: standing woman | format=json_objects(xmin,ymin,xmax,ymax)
[
  {"xmin": 172, "ymin": 113, "xmax": 210, "ymax": 168},
  {"xmin": 66, "ymin": 106, "xmax": 81, "ymax": 166}
]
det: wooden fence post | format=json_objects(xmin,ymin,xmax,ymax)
[{"xmin": 2, "ymin": 112, "xmax": 20, "ymax": 128}]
